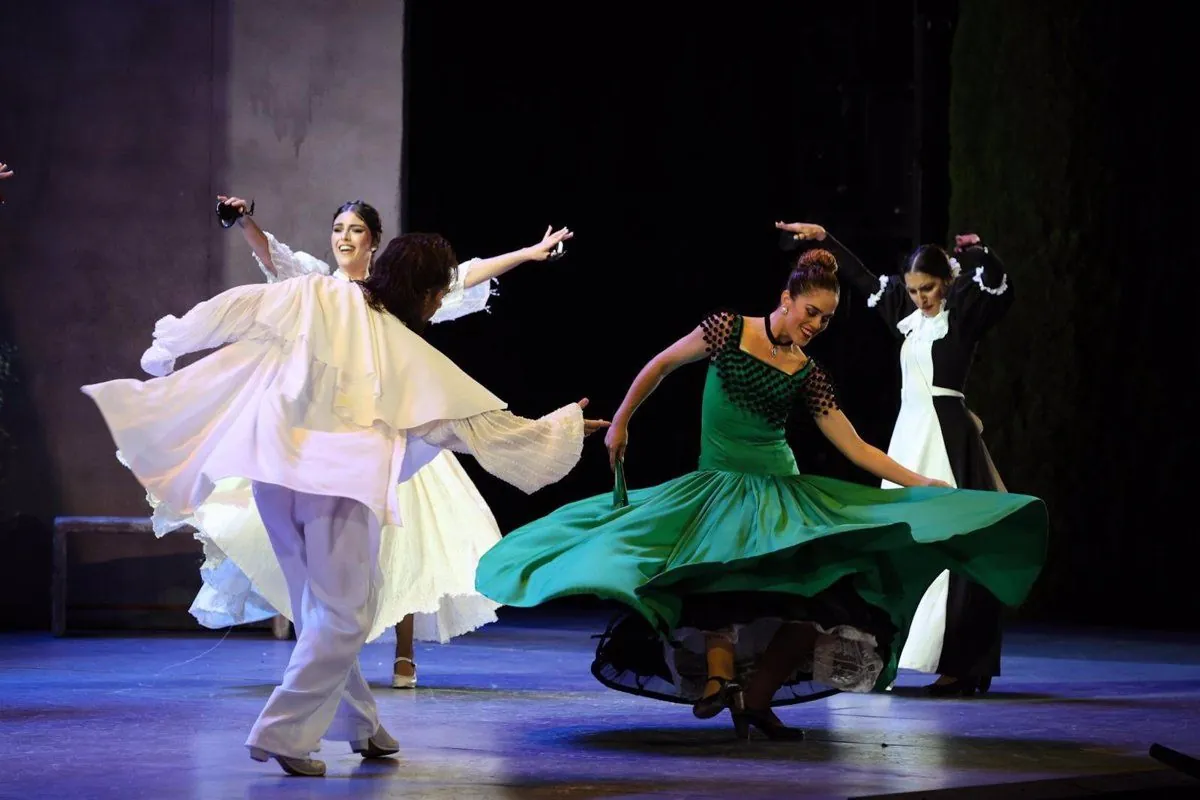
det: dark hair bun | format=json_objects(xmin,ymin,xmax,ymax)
[
  {"xmin": 786, "ymin": 248, "xmax": 841, "ymax": 297},
  {"xmin": 797, "ymin": 248, "xmax": 839, "ymax": 275}
]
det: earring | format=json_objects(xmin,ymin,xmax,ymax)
[{"xmin": 782, "ymin": 306, "xmax": 789, "ymax": 315}]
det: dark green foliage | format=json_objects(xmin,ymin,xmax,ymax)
[{"xmin": 948, "ymin": 1, "xmax": 1193, "ymax": 625}]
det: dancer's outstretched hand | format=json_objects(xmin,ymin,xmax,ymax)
[
  {"xmin": 774, "ymin": 221, "xmax": 827, "ymax": 241},
  {"xmin": 525, "ymin": 225, "xmax": 574, "ymax": 261},
  {"xmin": 953, "ymin": 233, "xmax": 981, "ymax": 251},
  {"xmin": 604, "ymin": 420, "xmax": 628, "ymax": 471},
  {"xmin": 0, "ymin": 162, "xmax": 13, "ymax": 180},
  {"xmin": 577, "ymin": 398, "xmax": 611, "ymax": 437},
  {"xmin": 216, "ymin": 194, "xmax": 252, "ymax": 213}
]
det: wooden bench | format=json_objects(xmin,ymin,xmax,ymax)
[{"xmin": 52, "ymin": 516, "xmax": 291, "ymax": 639}]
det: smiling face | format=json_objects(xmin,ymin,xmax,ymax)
[
  {"xmin": 780, "ymin": 287, "xmax": 839, "ymax": 346},
  {"xmin": 903, "ymin": 271, "xmax": 948, "ymax": 316},
  {"xmin": 330, "ymin": 210, "xmax": 376, "ymax": 275}
]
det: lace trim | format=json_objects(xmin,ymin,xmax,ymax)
[
  {"xmin": 867, "ymin": 275, "xmax": 889, "ymax": 308},
  {"xmin": 948, "ymin": 257, "xmax": 963, "ymax": 279},
  {"xmin": 896, "ymin": 304, "xmax": 950, "ymax": 342},
  {"xmin": 811, "ymin": 626, "xmax": 884, "ymax": 693},
  {"xmin": 801, "ymin": 361, "xmax": 839, "ymax": 417},
  {"xmin": 973, "ymin": 264, "xmax": 1009, "ymax": 296},
  {"xmin": 700, "ymin": 311, "xmax": 738, "ymax": 354},
  {"xmin": 714, "ymin": 353, "xmax": 809, "ymax": 429},
  {"xmin": 670, "ymin": 620, "xmax": 883, "ymax": 696},
  {"xmin": 699, "ymin": 312, "xmax": 837, "ymax": 426}
]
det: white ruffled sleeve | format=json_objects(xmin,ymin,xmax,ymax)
[
  {"xmin": 140, "ymin": 284, "xmax": 269, "ymax": 376},
  {"xmin": 411, "ymin": 403, "xmax": 584, "ymax": 493},
  {"xmin": 256, "ymin": 231, "xmax": 333, "ymax": 283},
  {"xmin": 430, "ymin": 258, "xmax": 495, "ymax": 324},
  {"xmin": 951, "ymin": 244, "xmax": 1014, "ymax": 338}
]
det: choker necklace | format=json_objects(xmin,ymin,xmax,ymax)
[{"xmin": 764, "ymin": 315, "xmax": 797, "ymax": 358}]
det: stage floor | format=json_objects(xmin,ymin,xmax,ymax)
[{"xmin": 2, "ymin": 610, "xmax": 1198, "ymax": 799}]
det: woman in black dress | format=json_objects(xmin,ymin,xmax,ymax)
[{"xmin": 776, "ymin": 221, "xmax": 1015, "ymax": 696}]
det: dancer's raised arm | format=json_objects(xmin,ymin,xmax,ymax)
[
  {"xmin": 801, "ymin": 363, "xmax": 948, "ymax": 488},
  {"xmin": 216, "ymin": 195, "xmax": 289, "ymax": 277},
  {"xmin": 432, "ymin": 225, "xmax": 574, "ymax": 323}
]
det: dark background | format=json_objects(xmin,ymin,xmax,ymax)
[
  {"xmin": 1, "ymin": 0, "xmax": 1195, "ymax": 630},
  {"xmin": 408, "ymin": 0, "xmax": 1196, "ymax": 629},
  {"xmin": 411, "ymin": 0, "xmax": 942, "ymax": 502}
]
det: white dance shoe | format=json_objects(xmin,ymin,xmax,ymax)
[
  {"xmin": 249, "ymin": 746, "xmax": 326, "ymax": 777},
  {"xmin": 391, "ymin": 657, "xmax": 417, "ymax": 689},
  {"xmin": 351, "ymin": 724, "xmax": 400, "ymax": 759}
]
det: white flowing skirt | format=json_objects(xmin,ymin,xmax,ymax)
[
  {"xmin": 883, "ymin": 390, "xmax": 957, "ymax": 673},
  {"xmin": 188, "ymin": 449, "xmax": 501, "ymax": 643}
]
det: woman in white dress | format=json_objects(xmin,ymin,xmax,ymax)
[
  {"xmin": 85, "ymin": 231, "xmax": 607, "ymax": 776},
  {"xmin": 777, "ymin": 222, "xmax": 1015, "ymax": 697},
  {"xmin": 181, "ymin": 195, "xmax": 572, "ymax": 689}
]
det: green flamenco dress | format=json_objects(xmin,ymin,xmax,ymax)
[{"xmin": 475, "ymin": 312, "xmax": 1047, "ymax": 706}]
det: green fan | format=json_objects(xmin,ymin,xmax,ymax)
[{"xmin": 612, "ymin": 459, "xmax": 629, "ymax": 510}]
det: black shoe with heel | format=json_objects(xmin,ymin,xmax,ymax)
[
  {"xmin": 731, "ymin": 705, "xmax": 806, "ymax": 742},
  {"xmin": 692, "ymin": 676, "xmax": 742, "ymax": 719}
]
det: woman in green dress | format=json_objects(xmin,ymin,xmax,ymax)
[{"xmin": 475, "ymin": 248, "xmax": 1047, "ymax": 740}]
